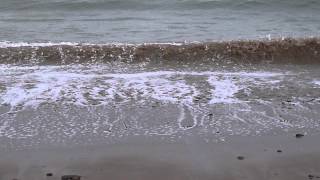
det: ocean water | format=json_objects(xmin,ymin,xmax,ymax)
[
  {"xmin": 1, "ymin": 0, "xmax": 320, "ymax": 43},
  {"xmin": 1, "ymin": 0, "xmax": 320, "ymax": 150}
]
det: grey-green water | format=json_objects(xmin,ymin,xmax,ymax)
[{"xmin": 1, "ymin": 0, "xmax": 320, "ymax": 43}]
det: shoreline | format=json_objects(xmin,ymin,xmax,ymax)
[
  {"xmin": 1, "ymin": 133, "xmax": 320, "ymax": 180},
  {"xmin": 0, "ymin": 57, "xmax": 319, "ymax": 180}
]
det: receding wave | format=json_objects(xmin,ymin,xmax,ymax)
[{"xmin": 0, "ymin": 38, "xmax": 319, "ymax": 65}]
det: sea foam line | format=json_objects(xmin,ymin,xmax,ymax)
[{"xmin": 0, "ymin": 68, "xmax": 286, "ymax": 108}]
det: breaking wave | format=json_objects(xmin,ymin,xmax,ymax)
[
  {"xmin": 0, "ymin": 38, "xmax": 320, "ymax": 65},
  {"xmin": 0, "ymin": 38, "xmax": 319, "ymax": 65}
]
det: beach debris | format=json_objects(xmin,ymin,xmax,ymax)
[
  {"xmin": 46, "ymin": 173, "xmax": 53, "ymax": 177},
  {"xmin": 61, "ymin": 175, "xmax": 81, "ymax": 180},
  {"xmin": 122, "ymin": 121, "xmax": 128, "ymax": 129},
  {"xmin": 308, "ymin": 174, "xmax": 320, "ymax": 179},
  {"xmin": 237, "ymin": 156, "xmax": 245, "ymax": 160},
  {"xmin": 295, "ymin": 133, "xmax": 304, "ymax": 138},
  {"xmin": 276, "ymin": 150, "xmax": 282, "ymax": 153},
  {"xmin": 193, "ymin": 96, "xmax": 202, "ymax": 102}
]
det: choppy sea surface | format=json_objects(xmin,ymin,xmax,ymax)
[{"xmin": 1, "ymin": 0, "xmax": 320, "ymax": 43}]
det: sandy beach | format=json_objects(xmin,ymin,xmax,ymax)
[
  {"xmin": 0, "ymin": 62, "xmax": 320, "ymax": 180},
  {"xmin": 1, "ymin": 133, "xmax": 320, "ymax": 180}
]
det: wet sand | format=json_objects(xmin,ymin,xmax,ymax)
[
  {"xmin": 1, "ymin": 134, "xmax": 320, "ymax": 180},
  {"xmin": 0, "ymin": 63, "xmax": 320, "ymax": 180}
]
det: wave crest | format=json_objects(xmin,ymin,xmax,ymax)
[{"xmin": 0, "ymin": 38, "xmax": 319, "ymax": 65}]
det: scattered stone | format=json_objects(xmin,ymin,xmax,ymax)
[
  {"xmin": 307, "ymin": 174, "xmax": 320, "ymax": 179},
  {"xmin": 237, "ymin": 156, "xmax": 245, "ymax": 160},
  {"xmin": 122, "ymin": 121, "xmax": 128, "ymax": 129},
  {"xmin": 277, "ymin": 150, "xmax": 282, "ymax": 153},
  {"xmin": 208, "ymin": 113, "xmax": 213, "ymax": 116},
  {"xmin": 308, "ymin": 174, "xmax": 314, "ymax": 179},
  {"xmin": 185, "ymin": 124, "xmax": 193, "ymax": 128},
  {"xmin": 194, "ymin": 96, "xmax": 202, "ymax": 102},
  {"xmin": 61, "ymin": 175, "xmax": 81, "ymax": 180},
  {"xmin": 7, "ymin": 111, "xmax": 17, "ymax": 115},
  {"xmin": 46, "ymin": 173, "xmax": 53, "ymax": 177},
  {"xmin": 305, "ymin": 98, "xmax": 315, "ymax": 103},
  {"xmin": 296, "ymin": 133, "xmax": 304, "ymax": 138},
  {"xmin": 194, "ymin": 96, "xmax": 201, "ymax": 100}
]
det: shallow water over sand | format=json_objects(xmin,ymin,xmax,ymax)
[{"xmin": 0, "ymin": 63, "xmax": 319, "ymax": 151}]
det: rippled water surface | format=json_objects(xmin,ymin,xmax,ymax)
[{"xmin": 1, "ymin": 0, "xmax": 320, "ymax": 43}]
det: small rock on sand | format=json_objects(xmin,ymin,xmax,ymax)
[
  {"xmin": 237, "ymin": 156, "xmax": 245, "ymax": 160},
  {"xmin": 61, "ymin": 175, "xmax": 81, "ymax": 180},
  {"xmin": 308, "ymin": 174, "xmax": 314, "ymax": 179},
  {"xmin": 296, "ymin": 133, "xmax": 304, "ymax": 138}
]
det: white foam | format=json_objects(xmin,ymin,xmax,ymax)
[
  {"xmin": 105, "ymin": 71, "xmax": 283, "ymax": 79},
  {"xmin": 313, "ymin": 80, "xmax": 320, "ymax": 86},
  {"xmin": 0, "ymin": 66, "xmax": 285, "ymax": 108},
  {"xmin": 207, "ymin": 76, "xmax": 241, "ymax": 104},
  {"xmin": 0, "ymin": 41, "xmax": 79, "ymax": 48},
  {"xmin": 0, "ymin": 41, "xmax": 186, "ymax": 48}
]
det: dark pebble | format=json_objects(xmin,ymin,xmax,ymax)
[
  {"xmin": 277, "ymin": 150, "xmax": 282, "ymax": 153},
  {"xmin": 308, "ymin": 174, "xmax": 314, "ymax": 179},
  {"xmin": 296, "ymin": 133, "xmax": 304, "ymax": 138},
  {"xmin": 61, "ymin": 175, "xmax": 81, "ymax": 180},
  {"xmin": 46, "ymin": 173, "xmax": 53, "ymax": 177},
  {"xmin": 208, "ymin": 113, "xmax": 213, "ymax": 116},
  {"xmin": 237, "ymin": 156, "xmax": 245, "ymax": 160}
]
